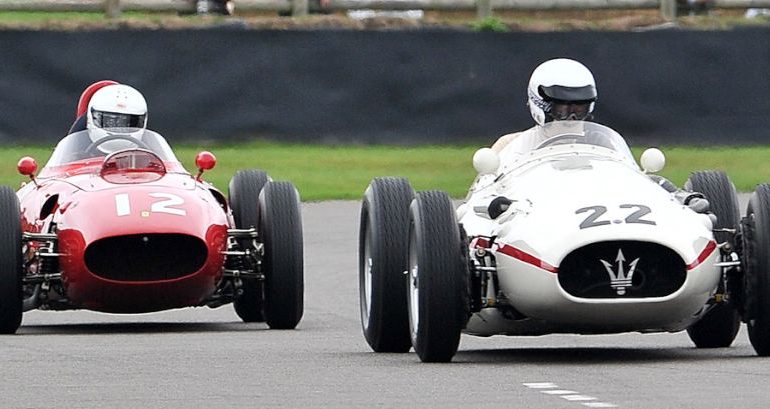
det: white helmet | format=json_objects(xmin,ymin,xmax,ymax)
[
  {"xmin": 86, "ymin": 84, "xmax": 148, "ymax": 131},
  {"xmin": 527, "ymin": 58, "xmax": 597, "ymax": 126}
]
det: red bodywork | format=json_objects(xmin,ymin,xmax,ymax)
[{"xmin": 17, "ymin": 152, "xmax": 230, "ymax": 313}]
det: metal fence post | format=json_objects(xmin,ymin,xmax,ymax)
[
  {"xmin": 660, "ymin": 0, "xmax": 677, "ymax": 20},
  {"xmin": 477, "ymin": 0, "xmax": 492, "ymax": 19},
  {"xmin": 292, "ymin": 0, "xmax": 309, "ymax": 16}
]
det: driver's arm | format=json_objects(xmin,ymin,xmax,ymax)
[{"xmin": 491, "ymin": 131, "xmax": 522, "ymax": 154}]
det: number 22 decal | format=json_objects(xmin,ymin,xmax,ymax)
[
  {"xmin": 114, "ymin": 193, "xmax": 187, "ymax": 217},
  {"xmin": 576, "ymin": 204, "xmax": 655, "ymax": 229}
]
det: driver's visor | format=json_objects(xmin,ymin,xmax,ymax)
[
  {"xmin": 539, "ymin": 84, "xmax": 596, "ymax": 102},
  {"xmin": 548, "ymin": 101, "xmax": 592, "ymax": 121},
  {"xmin": 92, "ymin": 109, "xmax": 146, "ymax": 128}
]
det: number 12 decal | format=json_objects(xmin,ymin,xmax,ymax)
[
  {"xmin": 149, "ymin": 193, "xmax": 186, "ymax": 216},
  {"xmin": 576, "ymin": 204, "xmax": 655, "ymax": 229},
  {"xmin": 114, "ymin": 193, "xmax": 187, "ymax": 217}
]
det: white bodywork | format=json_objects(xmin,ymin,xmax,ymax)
[{"xmin": 458, "ymin": 121, "xmax": 720, "ymax": 337}]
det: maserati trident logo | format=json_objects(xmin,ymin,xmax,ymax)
[{"xmin": 600, "ymin": 249, "xmax": 639, "ymax": 296}]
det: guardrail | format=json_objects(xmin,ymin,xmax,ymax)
[{"xmin": 0, "ymin": 0, "xmax": 769, "ymax": 20}]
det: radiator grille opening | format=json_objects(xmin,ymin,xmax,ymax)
[
  {"xmin": 85, "ymin": 234, "xmax": 207, "ymax": 281},
  {"xmin": 558, "ymin": 241, "xmax": 686, "ymax": 299}
]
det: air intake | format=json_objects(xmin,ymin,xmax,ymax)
[
  {"xmin": 558, "ymin": 241, "xmax": 686, "ymax": 299},
  {"xmin": 85, "ymin": 234, "xmax": 207, "ymax": 281}
]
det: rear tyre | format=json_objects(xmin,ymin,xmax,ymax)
[
  {"xmin": 0, "ymin": 186, "xmax": 22, "ymax": 334},
  {"xmin": 229, "ymin": 170, "xmax": 270, "ymax": 323},
  {"xmin": 742, "ymin": 184, "xmax": 770, "ymax": 355},
  {"xmin": 407, "ymin": 191, "xmax": 468, "ymax": 362},
  {"xmin": 259, "ymin": 181, "xmax": 304, "ymax": 329},
  {"xmin": 359, "ymin": 177, "xmax": 414, "ymax": 352},
  {"xmin": 684, "ymin": 171, "xmax": 741, "ymax": 348}
]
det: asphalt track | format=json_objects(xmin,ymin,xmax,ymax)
[{"xmin": 1, "ymin": 196, "xmax": 768, "ymax": 409}]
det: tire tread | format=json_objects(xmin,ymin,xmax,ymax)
[
  {"xmin": 684, "ymin": 170, "xmax": 741, "ymax": 348},
  {"xmin": 261, "ymin": 181, "xmax": 304, "ymax": 329},
  {"xmin": 359, "ymin": 177, "xmax": 414, "ymax": 352},
  {"xmin": 229, "ymin": 169, "xmax": 270, "ymax": 322},
  {"xmin": 0, "ymin": 186, "xmax": 22, "ymax": 334},
  {"xmin": 411, "ymin": 190, "xmax": 467, "ymax": 362}
]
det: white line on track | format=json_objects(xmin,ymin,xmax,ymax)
[{"xmin": 523, "ymin": 382, "xmax": 618, "ymax": 408}]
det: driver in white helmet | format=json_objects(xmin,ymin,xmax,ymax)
[
  {"xmin": 67, "ymin": 82, "xmax": 148, "ymax": 135},
  {"xmin": 490, "ymin": 58, "xmax": 709, "ymax": 214},
  {"xmin": 82, "ymin": 84, "xmax": 149, "ymax": 154},
  {"xmin": 86, "ymin": 84, "xmax": 148, "ymax": 132},
  {"xmin": 491, "ymin": 58, "xmax": 597, "ymax": 154}
]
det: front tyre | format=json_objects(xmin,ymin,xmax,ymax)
[
  {"xmin": 259, "ymin": 181, "xmax": 304, "ymax": 329},
  {"xmin": 359, "ymin": 177, "xmax": 414, "ymax": 352},
  {"xmin": 407, "ymin": 191, "xmax": 468, "ymax": 362},
  {"xmin": 684, "ymin": 170, "xmax": 741, "ymax": 348},
  {"xmin": 0, "ymin": 186, "xmax": 22, "ymax": 334},
  {"xmin": 742, "ymin": 184, "xmax": 770, "ymax": 355},
  {"xmin": 229, "ymin": 169, "xmax": 270, "ymax": 322}
]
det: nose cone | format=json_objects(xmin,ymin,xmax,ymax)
[
  {"xmin": 56, "ymin": 179, "xmax": 228, "ymax": 245},
  {"xmin": 54, "ymin": 183, "xmax": 230, "ymax": 313}
]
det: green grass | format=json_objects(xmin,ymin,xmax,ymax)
[
  {"xmin": 0, "ymin": 11, "xmax": 223, "ymax": 29},
  {"xmin": 2, "ymin": 142, "xmax": 769, "ymax": 201},
  {"xmin": 470, "ymin": 17, "xmax": 510, "ymax": 32},
  {"xmin": 0, "ymin": 11, "xmax": 166, "ymax": 22},
  {"xmin": 0, "ymin": 11, "xmax": 103, "ymax": 21}
]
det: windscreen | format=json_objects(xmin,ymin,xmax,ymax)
[
  {"xmin": 534, "ymin": 121, "xmax": 633, "ymax": 156},
  {"xmin": 500, "ymin": 121, "xmax": 635, "ymax": 162},
  {"xmin": 44, "ymin": 128, "xmax": 180, "ymax": 168}
]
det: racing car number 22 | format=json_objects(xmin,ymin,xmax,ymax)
[{"xmin": 576, "ymin": 204, "xmax": 655, "ymax": 229}]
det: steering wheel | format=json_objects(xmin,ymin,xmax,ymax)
[
  {"xmin": 85, "ymin": 134, "xmax": 151, "ymax": 155},
  {"xmin": 535, "ymin": 133, "xmax": 588, "ymax": 149}
]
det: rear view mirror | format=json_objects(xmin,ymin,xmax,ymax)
[
  {"xmin": 194, "ymin": 151, "xmax": 217, "ymax": 181},
  {"xmin": 473, "ymin": 148, "xmax": 499, "ymax": 175},
  {"xmin": 640, "ymin": 148, "xmax": 665, "ymax": 174},
  {"xmin": 17, "ymin": 156, "xmax": 38, "ymax": 176},
  {"xmin": 195, "ymin": 151, "xmax": 217, "ymax": 171}
]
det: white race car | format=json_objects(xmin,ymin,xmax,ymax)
[{"xmin": 359, "ymin": 121, "xmax": 770, "ymax": 362}]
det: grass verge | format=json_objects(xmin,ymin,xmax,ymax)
[{"xmin": 1, "ymin": 142, "xmax": 769, "ymax": 201}]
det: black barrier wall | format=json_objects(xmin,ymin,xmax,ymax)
[{"xmin": 0, "ymin": 27, "xmax": 768, "ymax": 145}]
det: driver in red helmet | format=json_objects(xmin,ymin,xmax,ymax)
[{"xmin": 67, "ymin": 81, "xmax": 147, "ymax": 136}]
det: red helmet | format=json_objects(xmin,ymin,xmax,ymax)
[{"xmin": 75, "ymin": 80, "xmax": 119, "ymax": 118}]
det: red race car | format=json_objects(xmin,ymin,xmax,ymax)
[{"xmin": 0, "ymin": 127, "xmax": 303, "ymax": 334}]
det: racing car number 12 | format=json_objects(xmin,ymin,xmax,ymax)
[
  {"xmin": 114, "ymin": 193, "xmax": 187, "ymax": 217},
  {"xmin": 576, "ymin": 204, "xmax": 655, "ymax": 229}
]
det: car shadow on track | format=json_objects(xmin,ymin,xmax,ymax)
[
  {"xmin": 452, "ymin": 346, "xmax": 756, "ymax": 364},
  {"xmin": 16, "ymin": 321, "xmax": 270, "ymax": 335}
]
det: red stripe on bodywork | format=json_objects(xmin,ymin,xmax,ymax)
[
  {"xmin": 471, "ymin": 236, "xmax": 492, "ymax": 249},
  {"xmin": 686, "ymin": 240, "xmax": 717, "ymax": 270},
  {"xmin": 495, "ymin": 243, "xmax": 558, "ymax": 274}
]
